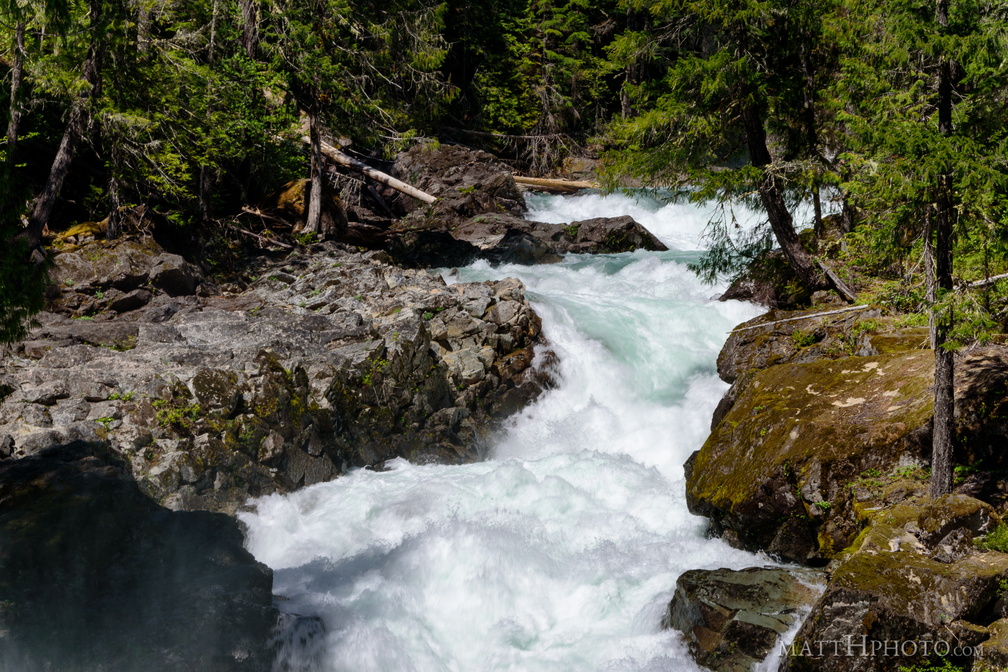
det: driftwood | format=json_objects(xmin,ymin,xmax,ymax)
[
  {"xmin": 303, "ymin": 137, "xmax": 437, "ymax": 204},
  {"xmin": 729, "ymin": 304, "xmax": 871, "ymax": 333},
  {"xmin": 513, "ymin": 175, "xmax": 596, "ymax": 193},
  {"xmin": 817, "ymin": 260, "xmax": 859, "ymax": 303},
  {"xmin": 967, "ymin": 272, "xmax": 1008, "ymax": 289}
]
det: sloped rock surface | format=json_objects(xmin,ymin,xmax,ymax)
[
  {"xmin": 0, "ymin": 441, "xmax": 281, "ymax": 672},
  {"xmin": 686, "ymin": 350, "xmax": 935, "ymax": 563}
]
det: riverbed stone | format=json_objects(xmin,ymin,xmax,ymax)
[{"xmin": 664, "ymin": 566, "xmax": 823, "ymax": 672}]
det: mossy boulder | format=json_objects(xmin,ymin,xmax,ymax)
[
  {"xmin": 686, "ymin": 349, "xmax": 935, "ymax": 563},
  {"xmin": 715, "ymin": 307, "xmax": 929, "ymax": 384},
  {"xmin": 782, "ymin": 500, "xmax": 1008, "ymax": 672}
]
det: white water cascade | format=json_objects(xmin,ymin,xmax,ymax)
[{"xmin": 240, "ymin": 191, "xmax": 770, "ymax": 671}]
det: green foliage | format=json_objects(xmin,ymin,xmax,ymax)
[
  {"xmin": 898, "ymin": 660, "xmax": 963, "ymax": 672},
  {"xmin": 0, "ymin": 232, "xmax": 48, "ymax": 345},
  {"xmin": 791, "ymin": 329, "xmax": 818, "ymax": 348},
  {"xmin": 975, "ymin": 523, "xmax": 1008, "ymax": 553},
  {"xmin": 152, "ymin": 399, "xmax": 202, "ymax": 434}
]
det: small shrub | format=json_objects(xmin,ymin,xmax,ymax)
[
  {"xmin": 791, "ymin": 329, "xmax": 817, "ymax": 348},
  {"xmin": 975, "ymin": 522, "xmax": 1008, "ymax": 553}
]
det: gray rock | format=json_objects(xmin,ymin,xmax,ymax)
[
  {"xmin": 110, "ymin": 288, "xmax": 153, "ymax": 312},
  {"xmin": 0, "ymin": 441, "xmax": 281, "ymax": 672},
  {"xmin": 4, "ymin": 242, "xmax": 553, "ymax": 513},
  {"xmin": 664, "ymin": 566, "xmax": 823, "ymax": 672},
  {"xmin": 150, "ymin": 254, "xmax": 200, "ymax": 296}
]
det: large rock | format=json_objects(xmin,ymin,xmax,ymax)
[
  {"xmin": 664, "ymin": 566, "xmax": 823, "ymax": 672},
  {"xmin": 386, "ymin": 145, "xmax": 666, "ymax": 267},
  {"xmin": 389, "ymin": 143, "xmax": 526, "ymax": 221},
  {"xmin": 0, "ymin": 441, "xmax": 281, "ymax": 672},
  {"xmin": 452, "ymin": 213, "xmax": 667, "ymax": 264},
  {"xmin": 1, "ymin": 240, "xmax": 551, "ymax": 513},
  {"xmin": 715, "ymin": 308, "xmax": 927, "ymax": 384},
  {"xmin": 686, "ymin": 349, "xmax": 935, "ymax": 563},
  {"xmin": 49, "ymin": 236, "xmax": 203, "ymax": 313},
  {"xmin": 782, "ymin": 500, "xmax": 1008, "ymax": 672}
]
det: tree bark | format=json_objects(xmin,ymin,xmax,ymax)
[
  {"xmin": 6, "ymin": 20, "xmax": 25, "ymax": 177},
  {"xmin": 305, "ymin": 110, "xmax": 324, "ymax": 236},
  {"xmin": 929, "ymin": 0, "xmax": 955, "ymax": 498},
  {"xmin": 23, "ymin": 0, "xmax": 105, "ymax": 249},
  {"xmin": 742, "ymin": 103, "xmax": 824, "ymax": 291},
  {"xmin": 239, "ymin": 0, "xmax": 259, "ymax": 58}
]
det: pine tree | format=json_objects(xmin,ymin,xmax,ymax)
[
  {"xmin": 604, "ymin": 0, "xmax": 854, "ymax": 298},
  {"xmin": 833, "ymin": 0, "xmax": 1008, "ymax": 496}
]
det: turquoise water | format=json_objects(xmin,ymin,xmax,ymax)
[{"xmin": 241, "ymin": 193, "xmax": 768, "ymax": 671}]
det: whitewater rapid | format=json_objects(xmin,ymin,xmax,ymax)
[{"xmin": 240, "ymin": 191, "xmax": 768, "ymax": 671}]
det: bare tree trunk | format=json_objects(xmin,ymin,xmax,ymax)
[
  {"xmin": 930, "ymin": 0, "xmax": 955, "ymax": 498},
  {"xmin": 24, "ymin": 0, "xmax": 104, "ymax": 248},
  {"xmin": 742, "ymin": 104, "xmax": 823, "ymax": 291},
  {"xmin": 107, "ymin": 173, "xmax": 123, "ymax": 240},
  {"xmin": 305, "ymin": 110, "xmax": 324, "ymax": 236},
  {"xmin": 6, "ymin": 20, "xmax": 25, "ymax": 177},
  {"xmin": 239, "ymin": 0, "xmax": 259, "ymax": 58}
]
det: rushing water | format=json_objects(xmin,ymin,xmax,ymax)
[{"xmin": 240, "ymin": 191, "xmax": 769, "ymax": 671}]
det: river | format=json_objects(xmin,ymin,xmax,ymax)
[{"xmin": 240, "ymin": 191, "xmax": 770, "ymax": 671}]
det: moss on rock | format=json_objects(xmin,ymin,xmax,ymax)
[{"xmin": 687, "ymin": 349, "xmax": 935, "ymax": 563}]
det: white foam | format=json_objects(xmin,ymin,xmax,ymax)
[{"xmin": 241, "ymin": 196, "xmax": 769, "ymax": 671}]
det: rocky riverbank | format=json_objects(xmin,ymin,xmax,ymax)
[
  {"xmin": 0, "ymin": 144, "xmax": 672, "ymax": 670},
  {"xmin": 668, "ymin": 299, "xmax": 1008, "ymax": 672},
  {"xmin": 0, "ymin": 235, "xmax": 552, "ymax": 514}
]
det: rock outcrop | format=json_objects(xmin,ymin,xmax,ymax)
[
  {"xmin": 389, "ymin": 143, "xmax": 527, "ymax": 222},
  {"xmin": 0, "ymin": 440, "xmax": 282, "ymax": 672},
  {"xmin": 782, "ymin": 497, "xmax": 1008, "ymax": 672},
  {"xmin": 679, "ymin": 299, "xmax": 1008, "ymax": 672},
  {"xmin": 664, "ymin": 566, "xmax": 823, "ymax": 672},
  {"xmin": 0, "ymin": 237, "xmax": 552, "ymax": 513},
  {"xmin": 452, "ymin": 213, "xmax": 667, "ymax": 264},
  {"xmin": 687, "ymin": 348, "xmax": 935, "ymax": 563},
  {"xmin": 385, "ymin": 143, "xmax": 667, "ymax": 267}
]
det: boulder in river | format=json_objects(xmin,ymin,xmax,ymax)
[
  {"xmin": 385, "ymin": 144, "xmax": 667, "ymax": 267},
  {"xmin": 664, "ymin": 566, "xmax": 823, "ymax": 672}
]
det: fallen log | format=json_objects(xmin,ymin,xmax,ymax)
[
  {"xmin": 967, "ymin": 272, "xmax": 1008, "ymax": 289},
  {"xmin": 303, "ymin": 137, "xmax": 437, "ymax": 204},
  {"xmin": 513, "ymin": 175, "xmax": 597, "ymax": 193},
  {"xmin": 729, "ymin": 304, "xmax": 871, "ymax": 333}
]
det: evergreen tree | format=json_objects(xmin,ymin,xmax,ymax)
[
  {"xmin": 832, "ymin": 0, "xmax": 1008, "ymax": 496},
  {"xmin": 604, "ymin": 0, "xmax": 854, "ymax": 298}
]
